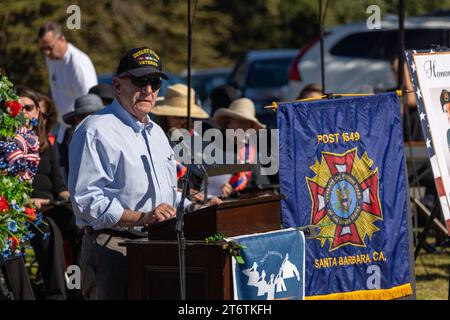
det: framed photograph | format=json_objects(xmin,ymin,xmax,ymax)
[{"xmin": 406, "ymin": 49, "xmax": 450, "ymax": 233}]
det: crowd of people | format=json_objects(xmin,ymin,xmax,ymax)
[
  {"xmin": 1, "ymin": 20, "xmax": 310, "ymax": 300},
  {"xmin": 1, "ymin": 16, "xmax": 429, "ymax": 300}
]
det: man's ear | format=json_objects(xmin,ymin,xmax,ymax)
[{"xmin": 112, "ymin": 77, "xmax": 120, "ymax": 95}]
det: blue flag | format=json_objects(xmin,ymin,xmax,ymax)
[
  {"xmin": 277, "ymin": 92, "xmax": 413, "ymax": 299},
  {"xmin": 228, "ymin": 229, "xmax": 305, "ymax": 300}
]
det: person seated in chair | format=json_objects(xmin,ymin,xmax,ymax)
[
  {"xmin": 151, "ymin": 84, "xmax": 210, "ymax": 203},
  {"xmin": 213, "ymin": 98, "xmax": 267, "ymax": 198}
]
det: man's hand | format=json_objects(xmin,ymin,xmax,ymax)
[
  {"xmin": 190, "ymin": 196, "xmax": 223, "ymax": 212},
  {"xmin": 143, "ymin": 203, "xmax": 176, "ymax": 225},
  {"xmin": 58, "ymin": 190, "xmax": 70, "ymax": 201},
  {"xmin": 188, "ymin": 188, "xmax": 204, "ymax": 203},
  {"xmin": 31, "ymin": 198, "xmax": 50, "ymax": 209},
  {"xmin": 206, "ymin": 197, "xmax": 223, "ymax": 206},
  {"xmin": 118, "ymin": 203, "xmax": 177, "ymax": 228}
]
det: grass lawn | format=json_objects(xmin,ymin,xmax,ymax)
[{"xmin": 415, "ymin": 241, "xmax": 450, "ymax": 300}]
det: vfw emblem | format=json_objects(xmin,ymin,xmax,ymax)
[{"xmin": 307, "ymin": 148, "xmax": 382, "ymax": 251}]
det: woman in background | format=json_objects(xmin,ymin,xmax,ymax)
[
  {"xmin": 151, "ymin": 84, "xmax": 209, "ymax": 202},
  {"xmin": 17, "ymin": 87, "xmax": 70, "ymax": 299},
  {"xmin": 213, "ymin": 98, "xmax": 266, "ymax": 198}
]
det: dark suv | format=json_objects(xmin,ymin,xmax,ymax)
[{"xmin": 228, "ymin": 49, "xmax": 298, "ymax": 128}]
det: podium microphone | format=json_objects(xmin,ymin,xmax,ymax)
[{"xmin": 170, "ymin": 128, "xmax": 208, "ymax": 179}]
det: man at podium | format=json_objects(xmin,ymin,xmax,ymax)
[{"xmin": 68, "ymin": 47, "xmax": 221, "ymax": 300}]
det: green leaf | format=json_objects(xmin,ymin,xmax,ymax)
[{"xmin": 236, "ymin": 255, "xmax": 245, "ymax": 265}]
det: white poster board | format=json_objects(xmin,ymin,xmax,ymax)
[{"xmin": 406, "ymin": 50, "xmax": 450, "ymax": 234}]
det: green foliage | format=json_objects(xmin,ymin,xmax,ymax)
[
  {"xmin": 0, "ymin": 74, "xmax": 24, "ymax": 139},
  {"xmin": 0, "ymin": 0, "xmax": 449, "ymax": 93},
  {"xmin": 205, "ymin": 232, "xmax": 225, "ymax": 242},
  {"xmin": 0, "ymin": 175, "xmax": 34, "ymax": 255},
  {"xmin": 227, "ymin": 240, "xmax": 247, "ymax": 265},
  {"xmin": 0, "ymin": 0, "xmax": 234, "ymax": 94},
  {"xmin": 0, "ymin": 114, "xmax": 19, "ymax": 141},
  {"xmin": 0, "ymin": 177, "xmax": 32, "ymax": 206},
  {"xmin": 0, "ymin": 73, "xmax": 43, "ymax": 259},
  {"xmin": 205, "ymin": 233, "xmax": 247, "ymax": 265}
]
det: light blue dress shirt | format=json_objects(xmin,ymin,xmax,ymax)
[{"xmin": 68, "ymin": 99, "xmax": 187, "ymax": 230}]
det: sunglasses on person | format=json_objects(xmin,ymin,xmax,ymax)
[
  {"xmin": 39, "ymin": 36, "xmax": 63, "ymax": 53},
  {"xmin": 22, "ymin": 104, "xmax": 37, "ymax": 112},
  {"xmin": 122, "ymin": 75, "xmax": 162, "ymax": 90}
]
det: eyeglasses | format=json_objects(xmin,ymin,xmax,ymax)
[
  {"xmin": 122, "ymin": 75, "xmax": 162, "ymax": 91},
  {"xmin": 39, "ymin": 37, "xmax": 60, "ymax": 53},
  {"xmin": 22, "ymin": 104, "xmax": 36, "ymax": 112}
]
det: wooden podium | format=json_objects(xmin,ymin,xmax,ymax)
[{"xmin": 123, "ymin": 194, "xmax": 282, "ymax": 300}]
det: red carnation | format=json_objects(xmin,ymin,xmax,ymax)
[
  {"xmin": 0, "ymin": 196, "xmax": 9, "ymax": 213},
  {"xmin": 24, "ymin": 207, "xmax": 36, "ymax": 221},
  {"xmin": 5, "ymin": 100, "xmax": 23, "ymax": 117},
  {"xmin": 8, "ymin": 236, "xmax": 19, "ymax": 251}
]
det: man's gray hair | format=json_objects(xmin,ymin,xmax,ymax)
[{"xmin": 38, "ymin": 21, "xmax": 64, "ymax": 39}]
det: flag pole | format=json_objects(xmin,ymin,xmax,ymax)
[{"xmin": 319, "ymin": 0, "xmax": 325, "ymax": 93}]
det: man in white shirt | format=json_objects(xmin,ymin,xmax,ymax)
[
  {"xmin": 69, "ymin": 47, "xmax": 221, "ymax": 299},
  {"xmin": 38, "ymin": 21, "xmax": 98, "ymax": 124}
]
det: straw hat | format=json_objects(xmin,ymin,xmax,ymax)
[
  {"xmin": 213, "ymin": 98, "xmax": 266, "ymax": 129},
  {"xmin": 150, "ymin": 83, "xmax": 209, "ymax": 119}
]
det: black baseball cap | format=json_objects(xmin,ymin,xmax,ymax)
[
  {"xmin": 440, "ymin": 89, "xmax": 450, "ymax": 108},
  {"xmin": 116, "ymin": 47, "xmax": 169, "ymax": 79}
]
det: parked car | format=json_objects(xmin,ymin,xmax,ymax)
[
  {"xmin": 180, "ymin": 67, "xmax": 232, "ymax": 112},
  {"xmin": 97, "ymin": 71, "xmax": 184, "ymax": 97},
  {"xmin": 287, "ymin": 14, "xmax": 450, "ymax": 100},
  {"xmin": 227, "ymin": 49, "xmax": 298, "ymax": 128}
]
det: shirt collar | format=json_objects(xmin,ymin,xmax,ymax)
[
  {"xmin": 110, "ymin": 99, "xmax": 154, "ymax": 133},
  {"xmin": 46, "ymin": 43, "xmax": 71, "ymax": 65},
  {"xmin": 61, "ymin": 43, "xmax": 72, "ymax": 63}
]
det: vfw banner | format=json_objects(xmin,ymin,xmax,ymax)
[{"xmin": 277, "ymin": 93, "xmax": 413, "ymax": 299}]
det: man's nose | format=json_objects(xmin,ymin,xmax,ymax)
[{"xmin": 141, "ymin": 84, "xmax": 156, "ymax": 94}]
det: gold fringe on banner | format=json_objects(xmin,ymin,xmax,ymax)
[
  {"xmin": 266, "ymin": 90, "xmax": 403, "ymax": 111},
  {"xmin": 305, "ymin": 283, "xmax": 413, "ymax": 300}
]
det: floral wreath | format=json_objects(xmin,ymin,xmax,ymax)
[{"xmin": 0, "ymin": 73, "xmax": 47, "ymax": 259}]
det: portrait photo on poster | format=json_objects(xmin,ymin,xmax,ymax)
[{"xmin": 428, "ymin": 86, "xmax": 450, "ymax": 171}]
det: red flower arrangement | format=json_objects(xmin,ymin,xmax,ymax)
[
  {"xmin": 8, "ymin": 236, "xmax": 19, "ymax": 251},
  {"xmin": 0, "ymin": 196, "xmax": 9, "ymax": 213},
  {"xmin": 4, "ymin": 100, "xmax": 23, "ymax": 117},
  {"xmin": 23, "ymin": 207, "xmax": 36, "ymax": 221},
  {"xmin": 0, "ymin": 73, "xmax": 44, "ymax": 258}
]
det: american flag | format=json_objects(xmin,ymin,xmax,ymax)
[{"xmin": 0, "ymin": 129, "xmax": 40, "ymax": 182}]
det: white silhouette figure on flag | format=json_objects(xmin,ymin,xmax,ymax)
[{"xmin": 243, "ymin": 253, "xmax": 300, "ymax": 300}]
